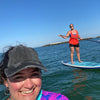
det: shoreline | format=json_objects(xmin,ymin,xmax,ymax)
[{"xmin": 42, "ymin": 36, "xmax": 100, "ymax": 47}]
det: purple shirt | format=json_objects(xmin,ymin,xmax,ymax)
[{"xmin": 40, "ymin": 90, "xmax": 69, "ymax": 100}]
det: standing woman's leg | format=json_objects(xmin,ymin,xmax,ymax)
[
  {"xmin": 75, "ymin": 47, "xmax": 82, "ymax": 62},
  {"xmin": 70, "ymin": 47, "xmax": 74, "ymax": 64}
]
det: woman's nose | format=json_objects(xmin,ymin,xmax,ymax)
[{"xmin": 24, "ymin": 78, "xmax": 34, "ymax": 89}]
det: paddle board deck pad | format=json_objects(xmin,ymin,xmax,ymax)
[{"xmin": 61, "ymin": 61, "xmax": 100, "ymax": 69}]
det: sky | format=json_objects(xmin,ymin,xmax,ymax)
[{"xmin": 0, "ymin": 0, "xmax": 100, "ymax": 52}]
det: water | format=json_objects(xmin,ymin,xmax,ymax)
[{"xmin": 0, "ymin": 38, "xmax": 100, "ymax": 100}]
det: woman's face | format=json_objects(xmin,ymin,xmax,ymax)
[
  {"xmin": 4, "ymin": 68, "xmax": 42, "ymax": 100},
  {"xmin": 70, "ymin": 24, "xmax": 74, "ymax": 30}
]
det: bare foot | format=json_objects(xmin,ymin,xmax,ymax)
[
  {"xmin": 79, "ymin": 60, "xmax": 83, "ymax": 63},
  {"xmin": 71, "ymin": 61, "xmax": 74, "ymax": 64}
]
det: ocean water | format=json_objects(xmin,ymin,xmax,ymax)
[{"xmin": 0, "ymin": 38, "xmax": 100, "ymax": 100}]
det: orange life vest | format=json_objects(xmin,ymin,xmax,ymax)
[{"xmin": 69, "ymin": 30, "xmax": 79, "ymax": 45}]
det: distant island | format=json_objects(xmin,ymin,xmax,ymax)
[{"xmin": 42, "ymin": 36, "xmax": 100, "ymax": 47}]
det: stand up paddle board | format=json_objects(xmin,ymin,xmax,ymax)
[{"xmin": 61, "ymin": 61, "xmax": 100, "ymax": 69}]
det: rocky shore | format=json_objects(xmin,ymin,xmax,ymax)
[{"xmin": 42, "ymin": 36, "xmax": 100, "ymax": 47}]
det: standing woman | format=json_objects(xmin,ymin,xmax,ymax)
[
  {"xmin": 0, "ymin": 45, "xmax": 69, "ymax": 100},
  {"xmin": 59, "ymin": 24, "xmax": 83, "ymax": 64}
]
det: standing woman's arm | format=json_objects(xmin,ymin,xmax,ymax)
[
  {"xmin": 77, "ymin": 30, "xmax": 82, "ymax": 40},
  {"xmin": 59, "ymin": 31, "xmax": 70, "ymax": 39}
]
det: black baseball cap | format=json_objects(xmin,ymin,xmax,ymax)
[{"xmin": 4, "ymin": 45, "xmax": 47, "ymax": 77}]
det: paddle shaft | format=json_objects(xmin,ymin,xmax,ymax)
[{"xmin": 86, "ymin": 39, "xmax": 100, "ymax": 43}]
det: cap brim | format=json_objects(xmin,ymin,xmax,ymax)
[{"xmin": 5, "ymin": 62, "xmax": 47, "ymax": 77}]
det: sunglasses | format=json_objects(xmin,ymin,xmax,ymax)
[{"xmin": 70, "ymin": 26, "xmax": 74, "ymax": 28}]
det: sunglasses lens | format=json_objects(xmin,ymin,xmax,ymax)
[{"xmin": 70, "ymin": 26, "xmax": 73, "ymax": 28}]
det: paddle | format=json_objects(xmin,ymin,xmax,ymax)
[
  {"xmin": 70, "ymin": 37, "xmax": 100, "ymax": 43},
  {"xmin": 85, "ymin": 38, "xmax": 100, "ymax": 43}
]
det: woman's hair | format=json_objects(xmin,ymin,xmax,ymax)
[
  {"xmin": 69, "ymin": 24, "xmax": 74, "ymax": 28},
  {"xmin": 0, "ymin": 46, "xmax": 13, "ymax": 94},
  {"xmin": 0, "ymin": 46, "xmax": 15, "ymax": 83}
]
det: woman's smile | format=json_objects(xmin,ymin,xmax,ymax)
[{"xmin": 20, "ymin": 87, "xmax": 35, "ymax": 95}]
